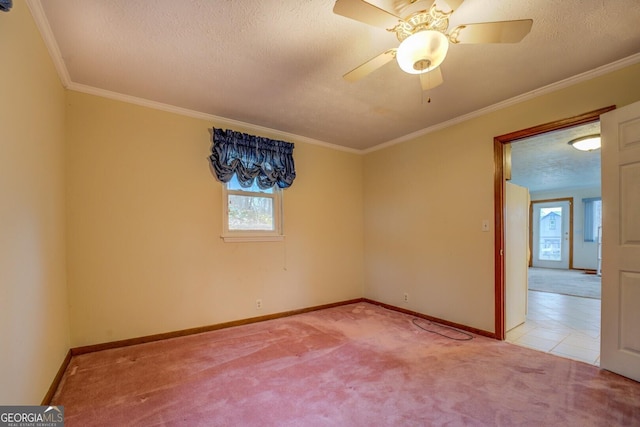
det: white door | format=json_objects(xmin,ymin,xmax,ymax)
[
  {"xmin": 601, "ymin": 101, "xmax": 640, "ymax": 382},
  {"xmin": 505, "ymin": 183, "xmax": 530, "ymax": 331},
  {"xmin": 531, "ymin": 200, "xmax": 570, "ymax": 269}
]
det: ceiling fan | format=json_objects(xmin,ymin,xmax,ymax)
[{"xmin": 333, "ymin": 0, "xmax": 533, "ymax": 90}]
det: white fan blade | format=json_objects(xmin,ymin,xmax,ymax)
[
  {"xmin": 419, "ymin": 67, "xmax": 443, "ymax": 90},
  {"xmin": 442, "ymin": 0, "xmax": 465, "ymax": 11},
  {"xmin": 344, "ymin": 49, "xmax": 397, "ymax": 82},
  {"xmin": 449, "ymin": 19, "xmax": 533, "ymax": 44},
  {"xmin": 333, "ymin": 0, "xmax": 401, "ymax": 29},
  {"xmin": 369, "ymin": 0, "xmax": 435, "ymax": 16}
]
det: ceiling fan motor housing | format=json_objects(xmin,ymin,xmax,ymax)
[
  {"xmin": 333, "ymin": 0, "xmax": 534, "ymax": 89},
  {"xmin": 393, "ymin": 5, "xmax": 451, "ymax": 42},
  {"xmin": 396, "ymin": 30, "xmax": 449, "ymax": 74},
  {"xmin": 393, "ymin": 6, "xmax": 452, "ymax": 74}
]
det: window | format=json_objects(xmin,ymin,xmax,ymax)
[
  {"xmin": 583, "ymin": 198, "xmax": 602, "ymax": 242},
  {"xmin": 209, "ymin": 128, "xmax": 295, "ymax": 242},
  {"xmin": 222, "ymin": 175, "xmax": 283, "ymax": 242},
  {"xmin": 538, "ymin": 208, "xmax": 563, "ymax": 261}
]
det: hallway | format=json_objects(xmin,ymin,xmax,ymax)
[{"xmin": 506, "ymin": 270, "xmax": 601, "ymax": 366}]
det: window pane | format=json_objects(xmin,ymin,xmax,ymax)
[
  {"xmin": 228, "ymin": 195, "xmax": 274, "ymax": 231},
  {"xmin": 227, "ymin": 175, "xmax": 273, "ymax": 194},
  {"xmin": 593, "ymin": 200, "xmax": 602, "ymax": 241},
  {"xmin": 538, "ymin": 207, "xmax": 562, "ymax": 261},
  {"xmin": 584, "ymin": 199, "xmax": 602, "ymax": 242}
]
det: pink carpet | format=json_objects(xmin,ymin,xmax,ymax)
[{"xmin": 52, "ymin": 303, "xmax": 640, "ymax": 426}]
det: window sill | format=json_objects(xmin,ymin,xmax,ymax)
[{"xmin": 221, "ymin": 235, "xmax": 285, "ymax": 243}]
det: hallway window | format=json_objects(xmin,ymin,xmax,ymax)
[{"xmin": 583, "ymin": 198, "xmax": 602, "ymax": 242}]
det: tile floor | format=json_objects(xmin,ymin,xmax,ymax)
[{"xmin": 506, "ymin": 290, "xmax": 601, "ymax": 366}]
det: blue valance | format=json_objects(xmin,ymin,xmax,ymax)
[
  {"xmin": 209, "ymin": 128, "xmax": 296, "ymax": 189},
  {"xmin": 0, "ymin": 0, "xmax": 13, "ymax": 12}
]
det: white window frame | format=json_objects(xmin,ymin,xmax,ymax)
[
  {"xmin": 583, "ymin": 197, "xmax": 602, "ymax": 243},
  {"xmin": 221, "ymin": 182, "xmax": 284, "ymax": 243}
]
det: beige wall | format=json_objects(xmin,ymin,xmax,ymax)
[
  {"xmin": 3, "ymin": 0, "xmax": 640, "ymax": 401},
  {"xmin": 363, "ymin": 62, "xmax": 640, "ymax": 333},
  {"xmin": 65, "ymin": 91, "xmax": 364, "ymax": 347},
  {"xmin": 0, "ymin": 3, "xmax": 70, "ymax": 404}
]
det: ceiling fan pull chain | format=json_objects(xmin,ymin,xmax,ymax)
[{"xmin": 421, "ymin": 89, "xmax": 432, "ymax": 105}]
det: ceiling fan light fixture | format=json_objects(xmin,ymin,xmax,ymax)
[
  {"xmin": 396, "ymin": 30, "xmax": 449, "ymax": 74},
  {"xmin": 568, "ymin": 134, "xmax": 601, "ymax": 151}
]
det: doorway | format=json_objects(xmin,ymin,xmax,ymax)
[
  {"xmin": 531, "ymin": 199, "xmax": 572, "ymax": 269},
  {"xmin": 507, "ymin": 269, "xmax": 601, "ymax": 365},
  {"xmin": 493, "ymin": 106, "xmax": 614, "ymax": 342},
  {"xmin": 504, "ymin": 127, "xmax": 602, "ymax": 364}
]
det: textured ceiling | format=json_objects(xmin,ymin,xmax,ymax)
[
  {"xmin": 510, "ymin": 122, "xmax": 601, "ymax": 193},
  {"xmin": 32, "ymin": 0, "xmax": 640, "ymax": 151}
]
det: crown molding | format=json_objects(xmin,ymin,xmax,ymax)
[
  {"xmin": 66, "ymin": 52, "xmax": 640, "ymax": 156},
  {"xmin": 25, "ymin": 1, "xmax": 358, "ymax": 154},
  {"xmin": 25, "ymin": 0, "xmax": 640, "ymax": 156},
  {"xmin": 67, "ymin": 82, "xmax": 360, "ymax": 154},
  {"xmin": 26, "ymin": 0, "xmax": 71, "ymax": 87},
  {"xmin": 364, "ymin": 52, "xmax": 640, "ymax": 154}
]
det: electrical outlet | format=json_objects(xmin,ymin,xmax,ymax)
[
  {"xmin": 403, "ymin": 293, "xmax": 409, "ymax": 303},
  {"xmin": 256, "ymin": 299, "xmax": 262, "ymax": 310}
]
